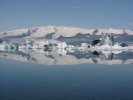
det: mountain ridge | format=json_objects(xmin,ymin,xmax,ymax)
[{"xmin": 0, "ymin": 26, "xmax": 133, "ymax": 41}]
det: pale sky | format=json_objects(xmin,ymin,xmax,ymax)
[{"xmin": 0, "ymin": 0, "xmax": 133, "ymax": 31}]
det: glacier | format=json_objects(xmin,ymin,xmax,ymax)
[{"xmin": 0, "ymin": 26, "xmax": 133, "ymax": 65}]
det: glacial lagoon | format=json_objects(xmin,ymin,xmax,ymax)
[
  {"xmin": 0, "ymin": 47, "xmax": 133, "ymax": 100},
  {"xmin": 0, "ymin": 58, "xmax": 133, "ymax": 100},
  {"xmin": 0, "ymin": 33, "xmax": 133, "ymax": 100}
]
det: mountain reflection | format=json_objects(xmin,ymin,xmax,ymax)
[{"xmin": 0, "ymin": 47, "xmax": 133, "ymax": 65}]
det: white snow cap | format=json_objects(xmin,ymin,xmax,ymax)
[{"xmin": 1, "ymin": 26, "xmax": 133, "ymax": 39}]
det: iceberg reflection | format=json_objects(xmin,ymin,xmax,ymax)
[{"xmin": 0, "ymin": 45, "xmax": 133, "ymax": 65}]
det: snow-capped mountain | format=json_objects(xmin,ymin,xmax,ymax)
[
  {"xmin": 0, "ymin": 26, "xmax": 133, "ymax": 65},
  {"xmin": 0, "ymin": 26, "xmax": 133, "ymax": 41}
]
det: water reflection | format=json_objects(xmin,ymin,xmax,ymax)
[{"xmin": 0, "ymin": 46, "xmax": 133, "ymax": 65}]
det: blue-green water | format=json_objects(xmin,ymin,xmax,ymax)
[{"xmin": 0, "ymin": 58, "xmax": 133, "ymax": 100}]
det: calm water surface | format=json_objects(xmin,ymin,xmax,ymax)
[{"xmin": 0, "ymin": 58, "xmax": 133, "ymax": 100}]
